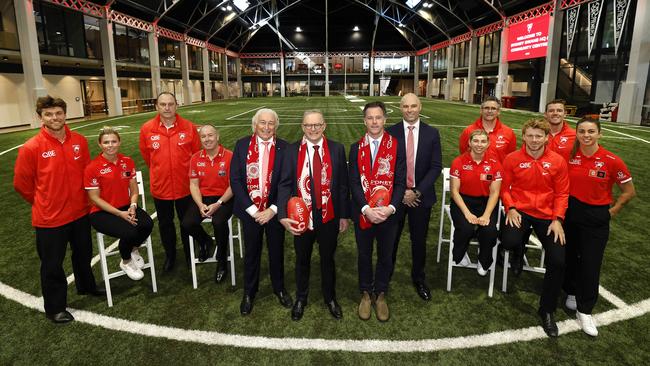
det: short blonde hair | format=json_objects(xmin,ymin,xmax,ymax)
[{"xmin": 98, "ymin": 126, "xmax": 120, "ymax": 143}]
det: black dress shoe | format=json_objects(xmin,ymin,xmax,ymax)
[
  {"xmin": 163, "ymin": 257, "xmax": 175, "ymax": 272},
  {"xmin": 291, "ymin": 299, "xmax": 306, "ymax": 321},
  {"xmin": 414, "ymin": 283, "xmax": 432, "ymax": 301},
  {"xmin": 198, "ymin": 242, "xmax": 208, "ymax": 262},
  {"xmin": 511, "ymin": 252, "xmax": 524, "ymax": 277},
  {"xmin": 538, "ymin": 309, "xmax": 559, "ymax": 337},
  {"xmin": 214, "ymin": 261, "xmax": 227, "ymax": 283},
  {"xmin": 78, "ymin": 287, "xmax": 106, "ymax": 297},
  {"xmin": 275, "ymin": 290, "xmax": 294, "ymax": 308},
  {"xmin": 326, "ymin": 299, "xmax": 343, "ymax": 320},
  {"xmin": 240, "ymin": 295, "xmax": 254, "ymax": 315},
  {"xmin": 46, "ymin": 310, "xmax": 74, "ymax": 324}
]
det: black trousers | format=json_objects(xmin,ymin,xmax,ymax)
[
  {"xmin": 501, "ymin": 212, "xmax": 565, "ymax": 313},
  {"xmin": 392, "ymin": 204, "xmax": 432, "ymax": 284},
  {"xmin": 153, "ymin": 195, "xmax": 192, "ymax": 262},
  {"xmin": 241, "ymin": 215, "xmax": 286, "ymax": 297},
  {"xmin": 35, "ymin": 215, "xmax": 97, "ymax": 315},
  {"xmin": 449, "ymin": 195, "xmax": 499, "ymax": 269},
  {"xmin": 181, "ymin": 196, "xmax": 234, "ymax": 262},
  {"xmin": 90, "ymin": 206, "xmax": 154, "ymax": 260},
  {"xmin": 293, "ymin": 209, "xmax": 339, "ymax": 303},
  {"xmin": 355, "ymin": 219, "xmax": 397, "ymax": 294},
  {"xmin": 563, "ymin": 196, "xmax": 610, "ymax": 314}
]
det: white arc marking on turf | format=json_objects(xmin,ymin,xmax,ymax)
[
  {"xmin": 599, "ymin": 285, "xmax": 628, "ymax": 308},
  {"xmin": 1, "ymin": 280, "xmax": 649, "ymax": 352},
  {"xmin": 602, "ymin": 127, "xmax": 650, "ymax": 144},
  {"xmin": 226, "ymin": 106, "xmax": 266, "ymax": 120}
]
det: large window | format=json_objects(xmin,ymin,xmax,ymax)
[
  {"xmin": 432, "ymin": 48, "xmax": 447, "ymax": 71},
  {"xmin": 159, "ymin": 38, "xmax": 181, "ymax": 68},
  {"xmin": 476, "ymin": 31, "xmax": 501, "ymax": 65},
  {"xmin": 241, "ymin": 58, "xmax": 280, "ymax": 75},
  {"xmin": 0, "ymin": 1, "xmax": 19, "ymax": 50},
  {"xmin": 418, "ymin": 54, "xmax": 428, "ymax": 73},
  {"xmin": 114, "ymin": 24, "xmax": 149, "ymax": 65},
  {"xmin": 188, "ymin": 45, "xmax": 202, "ymax": 70},
  {"xmin": 209, "ymin": 50, "xmax": 222, "ymax": 73}
]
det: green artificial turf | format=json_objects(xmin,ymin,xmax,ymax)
[{"xmin": 1, "ymin": 96, "xmax": 649, "ymax": 364}]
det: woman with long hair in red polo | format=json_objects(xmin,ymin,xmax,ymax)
[
  {"xmin": 563, "ymin": 117, "xmax": 635, "ymax": 337},
  {"xmin": 85, "ymin": 127, "xmax": 154, "ymax": 281},
  {"xmin": 449, "ymin": 129, "xmax": 502, "ymax": 276}
]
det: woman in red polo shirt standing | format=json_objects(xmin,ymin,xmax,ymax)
[
  {"xmin": 563, "ymin": 117, "xmax": 635, "ymax": 337},
  {"xmin": 181, "ymin": 125, "xmax": 234, "ymax": 283},
  {"xmin": 85, "ymin": 127, "xmax": 154, "ymax": 281},
  {"xmin": 449, "ymin": 129, "xmax": 503, "ymax": 276}
]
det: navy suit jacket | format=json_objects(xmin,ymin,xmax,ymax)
[
  {"xmin": 348, "ymin": 134, "xmax": 406, "ymax": 225},
  {"xmin": 230, "ymin": 135, "xmax": 287, "ymax": 222},
  {"xmin": 277, "ymin": 138, "xmax": 350, "ymax": 221},
  {"xmin": 386, "ymin": 120, "xmax": 442, "ymax": 208}
]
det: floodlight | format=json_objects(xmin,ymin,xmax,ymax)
[
  {"xmin": 233, "ymin": 0, "xmax": 250, "ymax": 12},
  {"xmin": 353, "ymin": 25, "xmax": 360, "ymax": 31},
  {"xmin": 296, "ymin": 26, "xmax": 302, "ymax": 32}
]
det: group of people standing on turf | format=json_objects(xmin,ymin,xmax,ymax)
[{"xmin": 14, "ymin": 92, "xmax": 635, "ymax": 339}]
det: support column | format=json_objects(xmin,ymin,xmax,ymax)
[
  {"xmin": 496, "ymin": 26, "xmax": 510, "ymax": 99},
  {"xmin": 202, "ymin": 48, "xmax": 211, "ymax": 103},
  {"xmin": 325, "ymin": 53, "xmax": 330, "ymax": 97},
  {"xmin": 464, "ymin": 36, "xmax": 478, "ymax": 104},
  {"xmin": 414, "ymin": 55, "xmax": 419, "ymax": 96},
  {"xmin": 427, "ymin": 49, "xmax": 433, "ymax": 98},
  {"xmin": 280, "ymin": 55, "xmax": 286, "ymax": 97},
  {"xmin": 14, "ymin": 0, "xmax": 47, "ymax": 127},
  {"xmin": 618, "ymin": 0, "xmax": 649, "ymax": 124},
  {"xmin": 222, "ymin": 53, "xmax": 230, "ymax": 99},
  {"xmin": 445, "ymin": 45, "xmax": 453, "ymax": 101},
  {"xmin": 369, "ymin": 54, "xmax": 375, "ymax": 97},
  {"xmin": 148, "ymin": 32, "xmax": 161, "ymax": 98},
  {"xmin": 99, "ymin": 18, "xmax": 122, "ymax": 116},
  {"xmin": 180, "ymin": 42, "xmax": 191, "ymax": 105},
  {"xmin": 236, "ymin": 57, "xmax": 242, "ymax": 98},
  {"xmin": 539, "ymin": 2, "xmax": 563, "ymax": 112}
]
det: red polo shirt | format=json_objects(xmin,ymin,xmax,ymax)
[
  {"xmin": 568, "ymin": 146, "xmax": 632, "ymax": 205},
  {"xmin": 547, "ymin": 121, "xmax": 576, "ymax": 162},
  {"xmin": 459, "ymin": 117, "xmax": 517, "ymax": 163},
  {"xmin": 450, "ymin": 152, "xmax": 503, "ymax": 197},
  {"xmin": 84, "ymin": 153, "xmax": 136, "ymax": 213},
  {"xmin": 501, "ymin": 146, "xmax": 569, "ymax": 220},
  {"xmin": 139, "ymin": 114, "xmax": 201, "ymax": 200},
  {"xmin": 14, "ymin": 125, "xmax": 91, "ymax": 228},
  {"xmin": 189, "ymin": 146, "xmax": 233, "ymax": 197}
]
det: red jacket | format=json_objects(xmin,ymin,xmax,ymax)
[
  {"xmin": 139, "ymin": 114, "xmax": 201, "ymax": 200},
  {"xmin": 501, "ymin": 146, "xmax": 569, "ymax": 220},
  {"xmin": 547, "ymin": 121, "xmax": 576, "ymax": 162},
  {"xmin": 14, "ymin": 125, "xmax": 90, "ymax": 227},
  {"xmin": 459, "ymin": 117, "xmax": 517, "ymax": 163}
]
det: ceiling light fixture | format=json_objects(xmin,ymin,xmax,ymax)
[
  {"xmin": 398, "ymin": 23, "xmax": 405, "ymax": 28},
  {"xmin": 233, "ymin": 0, "xmax": 250, "ymax": 12},
  {"xmin": 353, "ymin": 25, "xmax": 360, "ymax": 31},
  {"xmin": 296, "ymin": 26, "xmax": 302, "ymax": 32},
  {"xmin": 226, "ymin": 5, "xmax": 232, "ymax": 11}
]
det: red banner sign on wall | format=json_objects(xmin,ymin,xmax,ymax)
[{"xmin": 507, "ymin": 14, "xmax": 550, "ymax": 62}]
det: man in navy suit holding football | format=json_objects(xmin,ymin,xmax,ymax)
[
  {"xmin": 349, "ymin": 101, "xmax": 406, "ymax": 322},
  {"xmin": 278, "ymin": 110, "xmax": 350, "ymax": 321},
  {"xmin": 230, "ymin": 108, "xmax": 293, "ymax": 315},
  {"xmin": 387, "ymin": 93, "xmax": 442, "ymax": 301}
]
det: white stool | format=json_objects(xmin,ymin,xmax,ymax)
[
  {"xmin": 96, "ymin": 171, "xmax": 157, "ymax": 307},
  {"xmin": 188, "ymin": 216, "xmax": 241, "ymax": 288}
]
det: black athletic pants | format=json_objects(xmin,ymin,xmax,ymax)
[
  {"xmin": 181, "ymin": 196, "xmax": 234, "ymax": 263},
  {"xmin": 153, "ymin": 195, "xmax": 192, "ymax": 262},
  {"xmin": 90, "ymin": 206, "xmax": 154, "ymax": 260},
  {"xmin": 449, "ymin": 194, "xmax": 499, "ymax": 269}
]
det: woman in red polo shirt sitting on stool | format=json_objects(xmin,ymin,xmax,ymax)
[
  {"xmin": 181, "ymin": 125, "xmax": 234, "ymax": 283},
  {"xmin": 449, "ymin": 129, "xmax": 503, "ymax": 276},
  {"xmin": 563, "ymin": 117, "xmax": 635, "ymax": 337},
  {"xmin": 85, "ymin": 127, "xmax": 154, "ymax": 281}
]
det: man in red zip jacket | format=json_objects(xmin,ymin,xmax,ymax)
[
  {"xmin": 14, "ymin": 95, "xmax": 104, "ymax": 324},
  {"xmin": 501, "ymin": 118, "xmax": 569, "ymax": 338},
  {"xmin": 139, "ymin": 92, "xmax": 201, "ymax": 271}
]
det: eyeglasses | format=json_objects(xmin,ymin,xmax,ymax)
[{"xmin": 302, "ymin": 123, "xmax": 324, "ymax": 130}]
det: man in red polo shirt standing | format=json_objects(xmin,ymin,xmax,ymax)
[
  {"xmin": 545, "ymin": 99, "xmax": 576, "ymax": 162},
  {"xmin": 139, "ymin": 92, "xmax": 200, "ymax": 272},
  {"xmin": 14, "ymin": 95, "xmax": 103, "ymax": 324},
  {"xmin": 459, "ymin": 96, "xmax": 517, "ymax": 163},
  {"xmin": 500, "ymin": 118, "xmax": 569, "ymax": 338}
]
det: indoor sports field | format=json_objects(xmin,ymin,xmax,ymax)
[{"xmin": 1, "ymin": 96, "xmax": 649, "ymax": 364}]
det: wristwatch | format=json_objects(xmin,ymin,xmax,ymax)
[
  {"xmin": 217, "ymin": 199, "xmax": 223, "ymax": 205},
  {"xmin": 411, "ymin": 188, "xmax": 421, "ymax": 199}
]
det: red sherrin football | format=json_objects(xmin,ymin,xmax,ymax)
[
  {"xmin": 368, "ymin": 186, "xmax": 390, "ymax": 208},
  {"xmin": 287, "ymin": 197, "xmax": 308, "ymax": 233}
]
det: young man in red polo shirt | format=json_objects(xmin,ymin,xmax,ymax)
[
  {"xmin": 545, "ymin": 99, "xmax": 576, "ymax": 162},
  {"xmin": 139, "ymin": 92, "xmax": 201, "ymax": 272},
  {"xmin": 500, "ymin": 118, "xmax": 569, "ymax": 338},
  {"xmin": 182, "ymin": 125, "xmax": 234, "ymax": 283},
  {"xmin": 459, "ymin": 96, "xmax": 517, "ymax": 163},
  {"xmin": 14, "ymin": 95, "xmax": 103, "ymax": 324}
]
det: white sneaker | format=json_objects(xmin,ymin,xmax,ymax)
[
  {"xmin": 131, "ymin": 248, "xmax": 145, "ymax": 269},
  {"xmin": 477, "ymin": 262, "xmax": 488, "ymax": 276},
  {"xmin": 120, "ymin": 260, "xmax": 144, "ymax": 281},
  {"xmin": 577, "ymin": 311, "xmax": 598, "ymax": 336},
  {"xmin": 456, "ymin": 253, "xmax": 471, "ymax": 267},
  {"xmin": 565, "ymin": 295, "xmax": 577, "ymax": 311}
]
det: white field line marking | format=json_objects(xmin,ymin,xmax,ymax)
[
  {"xmin": 226, "ymin": 106, "xmax": 266, "ymax": 120},
  {"xmin": 602, "ymin": 127, "xmax": 650, "ymax": 144},
  {"xmin": 599, "ymin": 285, "xmax": 628, "ymax": 308},
  {"xmin": 1, "ymin": 279, "xmax": 649, "ymax": 353},
  {"xmin": 0, "ymin": 144, "xmax": 22, "ymax": 156}
]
